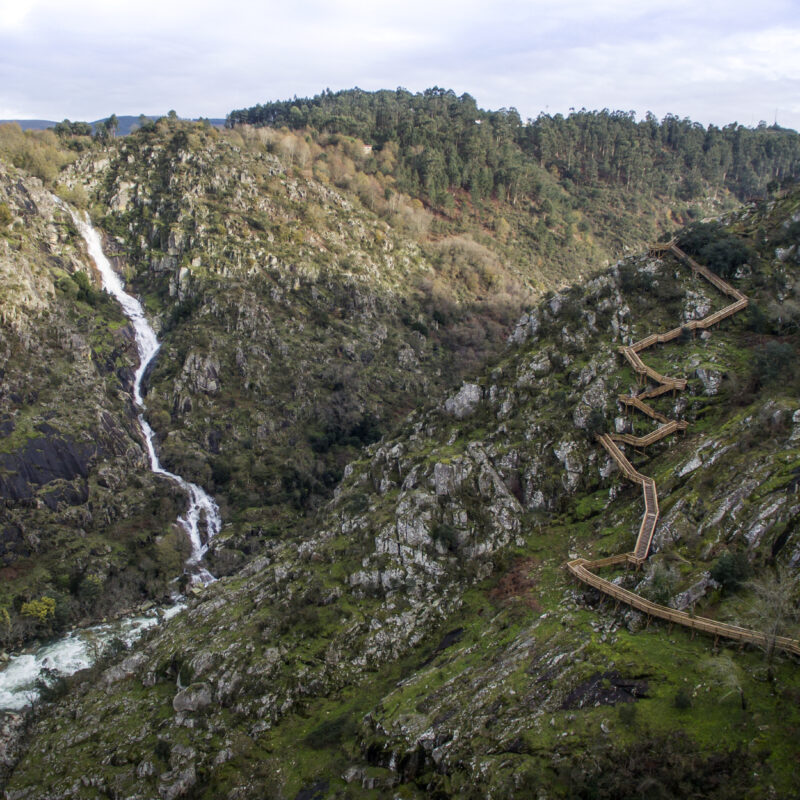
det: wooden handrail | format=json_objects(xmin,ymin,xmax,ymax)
[
  {"xmin": 610, "ymin": 420, "xmax": 688, "ymax": 447},
  {"xmin": 567, "ymin": 245, "xmax": 800, "ymax": 657},
  {"xmin": 567, "ymin": 559, "xmax": 800, "ymax": 656},
  {"xmin": 618, "ymin": 394, "xmax": 670, "ymax": 424},
  {"xmin": 619, "ymin": 345, "xmax": 688, "ymax": 390}
]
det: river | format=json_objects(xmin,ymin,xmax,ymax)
[{"xmin": 0, "ymin": 207, "xmax": 221, "ymax": 710}]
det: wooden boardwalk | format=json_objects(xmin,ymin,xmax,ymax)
[
  {"xmin": 566, "ymin": 244, "xmax": 800, "ymax": 657},
  {"xmin": 566, "ymin": 557, "xmax": 800, "ymax": 657}
]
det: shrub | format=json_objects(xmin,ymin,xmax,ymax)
[
  {"xmin": 432, "ymin": 521, "xmax": 459, "ymax": 553},
  {"xmin": 154, "ymin": 739, "xmax": 171, "ymax": 762},
  {"xmin": 753, "ymin": 340, "xmax": 795, "ymax": 387},
  {"xmin": 641, "ymin": 562, "xmax": 678, "ymax": 605},
  {"xmin": 584, "ymin": 408, "xmax": 606, "ymax": 438},
  {"xmin": 34, "ymin": 667, "xmax": 69, "ymax": 703},
  {"xmin": 678, "ymin": 221, "xmax": 753, "ymax": 278},
  {"xmin": 711, "ymin": 552, "xmax": 751, "ymax": 592},
  {"xmin": 21, "ymin": 596, "xmax": 56, "ymax": 623},
  {"xmin": 700, "ymin": 238, "xmax": 751, "ymax": 279}
]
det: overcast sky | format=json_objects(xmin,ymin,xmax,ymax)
[{"xmin": 1, "ymin": 0, "xmax": 799, "ymax": 129}]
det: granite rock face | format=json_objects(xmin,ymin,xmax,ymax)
[{"xmin": 444, "ymin": 383, "xmax": 482, "ymax": 419}]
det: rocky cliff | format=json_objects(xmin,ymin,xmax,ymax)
[
  {"xmin": 0, "ymin": 162, "xmax": 193, "ymax": 647},
  {"xmin": 3, "ymin": 185, "xmax": 798, "ymax": 798}
]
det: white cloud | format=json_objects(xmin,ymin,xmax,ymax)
[{"xmin": 0, "ymin": 0, "xmax": 798, "ymax": 128}]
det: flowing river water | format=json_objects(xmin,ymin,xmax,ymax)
[{"xmin": 0, "ymin": 208, "xmax": 221, "ymax": 710}]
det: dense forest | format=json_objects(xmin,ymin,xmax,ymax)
[{"xmin": 228, "ymin": 87, "xmax": 800, "ymax": 208}]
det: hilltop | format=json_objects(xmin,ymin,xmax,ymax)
[
  {"xmin": 0, "ymin": 116, "xmax": 226, "ymax": 136},
  {"xmin": 0, "ymin": 97, "xmax": 798, "ymax": 797}
]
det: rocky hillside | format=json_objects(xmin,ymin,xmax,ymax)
[
  {"xmin": 4, "ymin": 186, "xmax": 799, "ymax": 798},
  {"xmin": 0, "ymin": 162, "xmax": 193, "ymax": 648},
  {"xmin": 74, "ymin": 120, "xmax": 536, "ymax": 559},
  {"xmin": 3, "ymin": 110, "xmax": 793, "ymax": 649},
  {"xmin": 0, "ymin": 117, "xmax": 533, "ymax": 648}
]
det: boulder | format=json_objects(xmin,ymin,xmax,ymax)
[
  {"xmin": 695, "ymin": 367, "xmax": 722, "ymax": 396},
  {"xmin": 172, "ymin": 683, "xmax": 212, "ymax": 714},
  {"xmin": 444, "ymin": 383, "xmax": 482, "ymax": 419}
]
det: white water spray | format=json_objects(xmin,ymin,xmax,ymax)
[
  {"xmin": 72, "ymin": 211, "xmax": 221, "ymax": 581},
  {"xmin": 0, "ymin": 207, "xmax": 222, "ymax": 710}
]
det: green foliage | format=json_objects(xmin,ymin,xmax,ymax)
[
  {"xmin": 700, "ymin": 237, "xmax": 751, "ymax": 278},
  {"xmin": 54, "ymin": 119, "xmax": 93, "ymax": 138},
  {"xmin": 641, "ymin": 562, "xmax": 679, "ymax": 605},
  {"xmin": 0, "ymin": 123, "xmax": 76, "ymax": 182},
  {"xmin": 229, "ymin": 90, "xmax": 800, "ymax": 207},
  {"xmin": 753, "ymin": 340, "xmax": 796, "ymax": 387},
  {"xmin": 0, "ymin": 201, "xmax": 12, "ymax": 228},
  {"xmin": 710, "ymin": 551, "xmax": 751, "ymax": 592},
  {"xmin": 308, "ymin": 413, "xmax": 383, "ymax": 454},
  {"xmin": 70, "ymin": 270, "xmax": 101, "ymax": 306},
  {"xmin": 584, "ymin": 408, "xmax": 606, "ymax": 439},
  {"xmin": 562, "ymin": 732, "xmax": 753, "ymax": 799},
  {"xmin": 678, "ymin": 221, "xmax": 753, "ymax": 278},
  {"xmin": 431, "ymin": 521, "xmax": 459, "ymax": 552},
  {"xmin": 55, "ymin": 183, "xmax": 89, "ymax": 209},
  {"xmin": 20, "ymin": 595, "xmax": 56, "ymax": 623},
  {"xmin": 154, "ymin": 738, "xmax": 171, "ymax": 762},
  {"xmin": 34, "ymin": 666, "xmax": 69, "ymax": 703},
  {"xmin": 618, "ymin": 262, "xmax": 654, "ymax": 293}
]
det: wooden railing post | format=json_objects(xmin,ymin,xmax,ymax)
[{"xmin": 561, "ymin": 242, "xmax": 800, "ymax": 657}]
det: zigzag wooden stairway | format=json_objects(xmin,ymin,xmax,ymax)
[{"xmin": 566, "ymin": 244, "xmax": 800, "ymax": 658}]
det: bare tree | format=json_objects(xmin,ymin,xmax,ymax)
[
  {"xmin": 702, "ymin": 655, "xmax": 746, "ymax": 709},
  {"xmin": 742, "ymin": 565, "xmax": 799, "ymax": 671}
]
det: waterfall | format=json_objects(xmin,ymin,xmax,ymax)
[
  {"xmin": 71, "ymin": 211, "xmax": 221, "ymax": 582},
  {"xmin": 0, "ymin": 207, "xmax": 222, "ymax": 709}
]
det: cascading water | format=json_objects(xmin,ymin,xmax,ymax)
[
  {"xmin": 0, "ymin": 206, "xmax": 221, "ymax": 710},
  {"xmin": 72, "ymin": 211, "xmax": 221, "ymax": 582}
]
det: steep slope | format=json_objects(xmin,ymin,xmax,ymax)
[
  {"xmin": 63, "ymin": 118, "xmax": 530, "ymax": 576},
  {"xmin": 6, "ymin": 188, "xmax": 799, "ymax": 798},
  {"xmin": 0, "ymin": 162, "xmax": 194, "ymax": 649},
  {"xmin": 0, "ymin": 114, "xmax": 529, "ymax": 646},
  {"xmin": 229, "ymin": 91, "xmax": 800, "ymax": 284}
]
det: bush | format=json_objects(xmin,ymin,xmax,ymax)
[
  {"xmin": 34, "ymin": 667, "xmax": 69, "ymax": 703},
  {"xmin": 432, "ymin": 521, "xmax": 459, "ymax": 553},
  {"xmin": 585, "ymin": 408, "xmax": 606, "ymax": 438},
  {"xmin": 563, "ymin": 731, "xmax": 753, "ymax": 799},
  {"xmin": 70, "ymin": 270, "xmax": 100, "ymax": 306},
  {"xmin": 0, "ymin": 123, "xmax": 75, "ymax": 183},
  {"xmin": 745, "ymin": 303, "xmax": 772, "ymax": 334},
  {"xmin": 700, "ymin": 238, "xmax": 751, "ymax": 279},
  {"xmin": 710, "ymin": 552, "xmax": 751, "ymax": 592},
  {"xmin": 753, "ymin": 340, "xmax": 795, "ymax": 387},
  {"xmin": 678, "ymin": 221, "xmax": 752, "ymax": 279},
  {"xmin": 154, "ymin": 738, "xmax": 171, "ymax": 762},
  {"xmin": 619, "ymin": 263, "xmax": 654, "ymax": 293},
  {"xmin": 641, "ymin": 562, "xmax": 678, "ymax": 605},
  {"xmin": 21, "ymin": 596, "xmax": 56, "ymax": 623}
]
